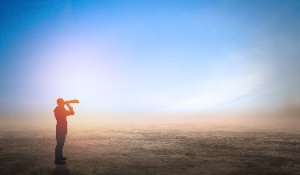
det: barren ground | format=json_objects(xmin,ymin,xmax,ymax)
[{"xmin": 0, "ymin": 123, "xmax": 300, "ymax": 175}]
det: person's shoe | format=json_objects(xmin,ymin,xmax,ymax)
[
  {"xmin": 55, "ymin": 160, "xmax": 66, "ymax": 164},
  {"xmin": 60, "ymin": 157, "xmax": 67, "ymax": 160}
]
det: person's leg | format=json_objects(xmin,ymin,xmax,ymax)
[
  {"xmin": 55, "ymin": 126, "xmax": 66, "ymax": 163},
  {"xmin": 61, "ymin": 133, "xmax": 66, "ymax": 159},
  {"xmin": 55, "ymin": 136, "xmax": 65, "ymax": 163}
]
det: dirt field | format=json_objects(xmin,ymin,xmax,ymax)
[{"xmin": 0, "ymin": 123, "xmax": 300, "ymax": 175}]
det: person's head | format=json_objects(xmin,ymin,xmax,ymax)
[{"xmin": 57, "ymin": 98, "xmax": 65, "ymax": 107}]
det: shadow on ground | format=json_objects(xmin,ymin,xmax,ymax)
[{"xmin": 52, "ymin": 165, "xmax": 72, "ymax": 175}]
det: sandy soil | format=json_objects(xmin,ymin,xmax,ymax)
[{"xmin": 0, "ymin": 123, "xmax": 300, "ymax": 175}]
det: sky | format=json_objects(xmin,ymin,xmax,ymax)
[{"xmin": 0, "ymin": 0, "xmax": 300, "ymax": 119}]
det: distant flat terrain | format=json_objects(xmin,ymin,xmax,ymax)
[{"xmin": 0, "ymin": 123, "xmax": 300, "ymax": 175}]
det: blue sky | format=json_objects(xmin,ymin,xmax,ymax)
[{"xmin": 0, "ymin": 0, "xmax": 300, "ymax": 116}]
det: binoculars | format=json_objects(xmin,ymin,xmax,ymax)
[{"xmin": 65, "ymin": 99, "xmax": 79, "ymax": 104}]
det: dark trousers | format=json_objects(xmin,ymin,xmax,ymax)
[{"xmin": 55, "ymin": 124, "xmax": 67, "ymax": 161}]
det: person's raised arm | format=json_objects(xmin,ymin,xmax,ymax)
[{"xmin": 65, "ymin": 102, "xmax": 75, "ymax": 115}]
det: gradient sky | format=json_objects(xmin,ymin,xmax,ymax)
[{"xmin": 1, "ymin": 0, "xmax": 300, "ymax": 117}]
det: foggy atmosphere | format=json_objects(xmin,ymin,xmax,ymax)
[{"xmin": 0, "ymin": 0, "xmax": 300, "ymax": 174}]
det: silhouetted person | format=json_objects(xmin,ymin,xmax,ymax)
[{"xmin": 54, "ymin": 98, "xmax": 75, "ymax": 164}]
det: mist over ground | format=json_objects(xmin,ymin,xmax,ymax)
[
  {"xmin": 1, "ymin": 116, "xmax": 300, "ymax": 175},
  {"xmin": 1, "ymin": 105, "xmax": 300, "ymax": 175},
  {"xmin": 2, "ymin": 103, "xmax": 300, "ymax": 130}
]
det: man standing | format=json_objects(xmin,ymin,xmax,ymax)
[{"xmin": 54, "ymin": 98, "xmax": 75, "ymax": 164}]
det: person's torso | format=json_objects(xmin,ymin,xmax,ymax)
[{"xmin": 54, "ymin": 107, "xmax": 68, "ymax": 123}]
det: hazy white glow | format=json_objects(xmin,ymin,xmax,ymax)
[
  {"xmin": 2, "ymin": 0, "xmax": 297, "ymax": 117},
  {"xmin": 29, "ymin": 31, "xmax": 272, "ymax": 114},
  {"xmin": 167, "ymin": 70, "xmax": 265, "ymax": 112}
]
